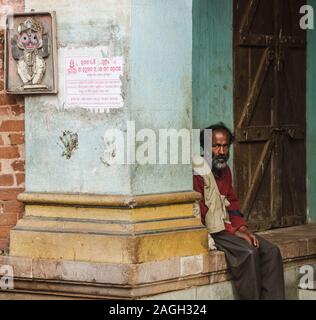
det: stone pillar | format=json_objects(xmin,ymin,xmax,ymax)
[{"xmin": 6, "ymin": 0, "xmax": 209, "ymax": 298}]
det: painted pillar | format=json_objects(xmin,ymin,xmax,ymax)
[
  {"xmin": 9, "ymin": 0, "xmax": 208, "ymax": 268},
  {"xmin": 307, "ymin": 0, "xmax": 316, "ymax": 222},
  {"xmin": 23, "ymin": 0, "xmax": 132, "ymax": 195},
  {"xmin": 129, "ymin": 0, "xmax": 194, "ymax": 194},
  {"xmin": 21, "ymin": 0, "xmax": 194, "ymax": 196}
]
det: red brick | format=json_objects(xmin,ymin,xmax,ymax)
[
  {"xmin": 0, "ymin": 200, "xmax": 23, "ymax": 214},
  {"xmin": 11, "ymin": 160, "xmax": 25, "ymax": 172},
  {"xmin": 0, "ymin": 106, "xmax": 10, "ymax": 116},
  {"xmin": 2, "ymin": 2, "xmax": 24, "ymax": 13},
  {"xmin": 18, "ymin": 210, "xmax": 24, "ymax": 219},
  {"xmin": 0, "ymin": 175, "xmax": 14, "ymax": 186},
  {"xmin": 16, "ymin": 173, "xmax": 25, "ymax": 186},
  {"xmin": 0, "ymin": 214, "xmax": 18, "ymax": 226},
  {"xmin": 0, "ymin": 188, "xmax": 24, "ymax": 201},
  {"xmin": 11, "ymin": 105, "xmax": 24, "ymax": 116},
  {"xmin": 0, "ymin": 120, "xmax": 24, "ymax": 132},
  {"xmin": 0, "ymin": 146, "xmax": 20, "ymax": 158},
  {"xmin": 0, "ymin": 94, "xmax": 17, "ymax": 106},
  {"xmin": 8, "ymin": 133, "xmax": 24, "ymax": 145},
  {"xmin": 16, "ymin": 96, "xmax": 24, "ymax": 105},
  {"xmin": 0, "ymin": 238, "xmax": 9, "ymax": 251},
  {"xmin": 0, "ymin": 105, "xmax": 24, "ymax": 117},
  {"xmin": 0, "ymin": 31, "xmax": 3, "ymax": 50},
  {"xmin": 0, "ymin": 226, "xmax": 12, "ymax": 238},
  {"xmin": 0, "ymin": 135, "xmax": 4, "ymax": 145}
]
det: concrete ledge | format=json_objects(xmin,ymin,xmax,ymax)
[
  {"xmin": 259, "ymin": 224, "xmax": 316, "ymax": 260},
  {"xmin": 1, "ymin": 224, "xmax": 316, "ymax": 299},
  {"xmin": 298, "ymin": 281, "xmax": 316, "ymax": 300},
  {"xmin": 298, "ymin": 289, "xmax": 316, "ymax": 300}
]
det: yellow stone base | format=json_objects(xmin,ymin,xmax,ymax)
[{"xmin": 10, "ymin": 192, "xmax": 208, "ymax": 264}]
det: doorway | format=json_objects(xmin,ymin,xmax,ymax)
[{"xmin": 233, "ymin": 0, "xmax": 307, "ymax": 231}]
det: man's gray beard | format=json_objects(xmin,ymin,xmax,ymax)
[{"xmin": 212, "ymin": 158, "xmax": 228, "ymax": 171}]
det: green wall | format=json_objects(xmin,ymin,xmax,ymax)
[
  {"xmin": 192, "ymin": 0, "xmax": 233, "ymax": 165},
  {"xmin": 193, "ymin": 0, "xmax": 316, "ymax": 223},
  {"xmin": 307, "ymin": 0, "xmax": 316, "ymax": 222},
  {"xmin": 192, "ymin": 0, "xmax": 233, "ymax": 131}
]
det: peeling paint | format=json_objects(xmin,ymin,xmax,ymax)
[
  {"xmin": 100, "ymin": 135, "xmax": 117, "ymax": 167},
  {"xmin": 58, "ymin": 130, "xmax": 79, "ymax": 159}
]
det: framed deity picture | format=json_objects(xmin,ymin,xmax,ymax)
[{"xmin": 4, "ymin": 11, "xmax": 58, "ymax": 94}]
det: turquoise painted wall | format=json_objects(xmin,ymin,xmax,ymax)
[
  {"xmin": 307, "ymin": 0, "xmax": 316, "ymax": 222},
  {"xmin": 192, "ymin": 0, "xmax": 233, "ymax": 167},
  {"xmin": 192, "ymin": 0, "xmax": 233, "ymax": 132}
]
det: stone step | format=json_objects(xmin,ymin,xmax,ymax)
[{"xmin": 298, "ymin": 288, "xmax": 316, "ymax": 300}]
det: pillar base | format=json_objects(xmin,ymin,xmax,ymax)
[{"xmin": 10, "ymin": 192, "xmax": 208, "ymax": 264}]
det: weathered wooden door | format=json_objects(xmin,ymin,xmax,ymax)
[{"xmin": 233, "ymin": 0, "xmax": 307, "ymax": 231}]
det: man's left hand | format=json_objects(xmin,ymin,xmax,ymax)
[
  {"xmin": 238, "ymin": 226, "xmax": 259, "ymax": 248},
  {"xmin": 248, "ymin": 233, "xmax": 259, "ymax": 248}
]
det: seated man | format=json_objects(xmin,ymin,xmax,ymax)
[{"xmin": 193, "ymin": 122, "xmax": 285, "ymax": 300}]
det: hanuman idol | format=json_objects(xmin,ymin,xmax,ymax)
[{"xmin": 12, "ymin": 17, "xmax": 49, "ymax": 90}]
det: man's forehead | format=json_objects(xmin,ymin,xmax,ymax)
[{"xmin": 211, "ymin": 129, "xmax": 229, "ymax": 140}]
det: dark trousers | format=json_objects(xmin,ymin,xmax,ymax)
[{"xmin": 212, "ymin": 231, "xmax": 285, "ymax": 300}]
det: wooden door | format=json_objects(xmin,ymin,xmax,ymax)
[{"xmin": 233, "ymin": 0, "xmax": 307, "ymax": 231}]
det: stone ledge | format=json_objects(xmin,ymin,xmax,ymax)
[
  {"xmin": 0, "ymin": 254, "xmax": 222, "ymax": 286},
  {"xmin": 0, "ymin": 223, "xmax": 316, "ymax": 299},
  {"xmin": 17, "ymin": 191, "xmax": 201, "ymax": 208},
  {"xmin": 259, "ymin": 223, "xmax": 316, "ymax": 260},
  {"xmin": 298, "ymin": 289, "xmax": 316, "ymax": 300}
]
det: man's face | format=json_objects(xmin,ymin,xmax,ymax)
[{"xmin": 210, "ymin": 129, "xmax": 230, "ymax": 171}]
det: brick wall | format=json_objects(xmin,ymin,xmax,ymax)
[{"xmin": 0, "ymin": 0, "xmax": 25, "ymax": 252}]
